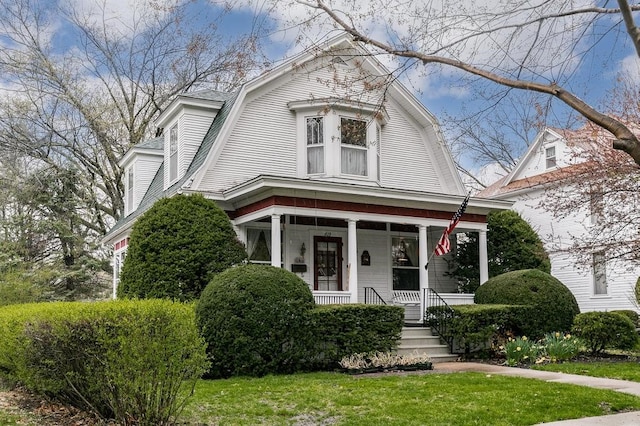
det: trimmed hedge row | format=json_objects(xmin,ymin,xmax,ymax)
[
  {"xmin": 0, "ymin": 300, "xmax": 208, "ymax": 425},
  {"xmin": 426, "ymin": 304, "xmax": 532, "ymax": 354},
  {"xmin": 308, "ymin": 304, "xmax": 404, "ymax": 369}
]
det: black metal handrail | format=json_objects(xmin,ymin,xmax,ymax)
[
  {"xmin": 364, "ymin": 287, "xmax": 387, "ymax": 305},
  {"xmin": 424, "ymin": 288, "xmax": 455, "ymax": 352}
]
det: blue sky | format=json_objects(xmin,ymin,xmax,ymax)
[{"xmin": 3, "ymin": 0, "xmax": 637, "ymax": 177}]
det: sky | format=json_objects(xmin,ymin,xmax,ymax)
[{"xmin": 2, "ymin": 0, "xmax": 638, "ymax": 182}]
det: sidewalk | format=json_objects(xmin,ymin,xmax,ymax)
[{"xmin": 437, "ymin": 362, "xmax": 640, "ymax": 425}]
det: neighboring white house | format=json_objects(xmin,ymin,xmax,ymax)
[
  {"xmin": 479, "ymin": 127, "xmax": 640, "ymax": 313},
  {"xmin": 103, "ymin": 34, "xmax": 510, "ymax": 319}
]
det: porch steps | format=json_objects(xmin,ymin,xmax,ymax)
[{"xmin": 397, "ymin": 326, "xmax": 458, "ymax": 363}]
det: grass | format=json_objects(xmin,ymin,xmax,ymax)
[
  {"xmin": 533, "ymin": 361, "xmax": 640, "ymax": 382},
  {"xmin": 183, "ymin": 371, "xmax": 640, "ymax": 425}
]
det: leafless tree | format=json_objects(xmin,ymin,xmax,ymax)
[
  {"xmin": 295, "ymin": 0, "xmax": 640, "ymax": 167},
  {"xmin": 0, "ymin": 0, "xmax": 261, "ymax": 232}
]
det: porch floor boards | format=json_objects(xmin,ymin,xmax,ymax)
[{"xmin": 397, "ymin": 327, "xmax": 458, "ymax": 363}]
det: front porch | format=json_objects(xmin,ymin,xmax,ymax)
[{"xmin": 312, "ymin": 288, "xmax": 475, "ymax": 321}]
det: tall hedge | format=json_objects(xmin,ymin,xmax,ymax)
[
  {"xmin": 0, "ymin": 300, "xmax": 208, "ymax": 425},
  {"xmin": 196, "ymin": 264, "xmax": 315, "ymax": 378},
  {"xmin": 118, "ymin": 194, "xmax": 247, "ymax": 301},
  {"xmin": 474, "ymin": 269, "xmax": 579, "ymax": 338},
  {"xmin": 448, "ymin": 210, "xmax": 551, "ymax": 293}
]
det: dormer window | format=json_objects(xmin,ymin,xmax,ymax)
[
  {"xmin": 545, "ymin": 146, "xmax": 556, "ymax": 169},
  {"xmin": 306, "ymin": 117, "xmax": 324, "ymax": 174},
  {"xmin": 340, "ymin": 117, "xmax": 367, "ymax": 176},
  {"xmin": 126, "ymin": 167, "xmax": 134, "ymax": 215},
  {"xmin": 169, "ymin": 124, "xmax": 178, "ymax": 182},
  {"xmin": 290, "ymin": 98, "xmax": 387, "ymax": 183}
]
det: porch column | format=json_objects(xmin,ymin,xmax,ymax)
[
  {"xmin": 347, "ymin": 219, "xmax": 358, "ymax": 303},
  {"xmin": 479, "ymin": 229, "xmax": 489, "ymax": 284},
  {"xmin": 271, "ymin": 214, "xmax": 282, "ymax": 267},
  {"xmin": 418, "ymin": 225, "xmax": 428, "ymax": 322}
]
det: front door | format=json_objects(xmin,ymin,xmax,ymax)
[{"xmin": 314, "ymin": 236, "xmax": 343, "ymax": 291}]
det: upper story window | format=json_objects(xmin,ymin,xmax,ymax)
[
  {"xmin": 306, "ymin": 117, "xmax": 324, "ymax": 174},
  {"xmin": 125, "ymin": 167, "xmax": 134, "ymax": 215},
  {"xmin": 340, "ymin": 117, "xmax": 367, "ymax": 176},
  {"xmin": 592, "ymin": 251, "xmax": 607, "ymax": 295},
  {"xmin": 169, "ymin": 124, "xmax": 178, "ymax": 182},
  {"xmin": 545, "ymin": 146, "xmax": 556, "ymax": 169}
]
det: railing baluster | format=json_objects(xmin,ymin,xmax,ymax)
[
  {"xmin": 424, "ymin": 288, "xmax": 455, "ymax": 352},
  {"xmin": 363, "ymin": 287, "xmax": 386, "ymax": 305}
]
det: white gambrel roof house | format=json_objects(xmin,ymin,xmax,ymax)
[
  {"xmin": 104, "ymin": 34, "xmax": 510, "ymax": 321},
  {"xmin": 480, "ymin": 127, "xmax": 640, "ymax": 313}
]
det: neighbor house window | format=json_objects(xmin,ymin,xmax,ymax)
[
  {"xmin": 169, "ymin": 124, "xmax": 178, "ymax": 182},
  {"xmin": 592, "ymin": 252, "xmax": 607, "ymax": 295},
  {"xmin": 340, "ymin": 117, "xmax": 367, "ymax": 176},
  {"xmin": 247, "ymin": 228, "xmax": 271, "ymax": 263},
  {"xmin": 126, "ymin": 167, "xmax": 134, "ymax": 215},
  {"xmin": 545, "ymin": 146, "xmax": 556, "ymax": 169},
  {"xmin": 391, "ymin": 237, "xmax": 419, "ymax": 290},
  {"xmin": 306, "ymin": 117, "xmax": 324, "ymax": 174}
]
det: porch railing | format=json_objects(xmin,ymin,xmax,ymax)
[
  {"xmin": 313, "ymin": 291, "xmax": 351, "ymax": 305},
  {"xmin": 424, "ymin": 288, "xmax": 455, "ymax": 352},
  {"xmin": 364, "ymin": 287, "xmax": 386, "ymax": 305}
]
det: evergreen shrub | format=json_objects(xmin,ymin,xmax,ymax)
[
  {"xmin": 426, "ymin": 304, "xmax": 533, "ymax": 354},
  {"xmin": 308, "ymin": 304, "xmax": 404, "ymax": 369},
  {"xmin": 118, "ymin": 194, "xmax": 247, "ymax": 301},
  {"xmin": 474, "ymin": 269, "xmax": 579, "ymax": 338},
  {"xmin": 572, "ymin": 311, "xmax": 639, "ymax": 354},
  {"xmin": 611, "ymin": 310, "xmax": 639, "ymax": 328},
  {"xmin": 0, "ymin": 300, "xmax": 208, "ymax": 425},
  {"xmin": 196, "ymin": 264, "xmax": 315, "ymax": 378}
]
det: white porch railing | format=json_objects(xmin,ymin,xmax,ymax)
[
  {"xmin": 439, "ymin": 293, "xmax": 475, "ymax": 306},
  {"xmin": 313, "ymin": 291, "xmax": 351, "ymax": 305}
]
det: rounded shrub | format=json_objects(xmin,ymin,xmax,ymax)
[
  {"xmin": 118, "ymin": 194, "xmax": 247, "ymax": 301},
  {"xmin": 572, "ymin": 311, "xmax": 639, "ymax": 354},
  {"xmin": 611, "ymin": 310, "xmax": 639, "ymax": 328},
  {"xmin": 474, "ymin": 269, "xmax": 579, "ymax": 338},
  {"xmin": 196, "ymin": 264, "xmax": 315, "ymax": 378}
]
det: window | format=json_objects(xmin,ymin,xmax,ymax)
[
  {"xmin": 247, "ymin": 228, "xmax": 271, "ymax": 263},
  {"xmin": 126, "ymin": 167, "xmax": 134, "ymax": 214},
  {"xmin": 306, "ymin": 117, "xmax": 324, "ymax": 174},
  {"xmin": 391, "ymin": 237, "xmax": 419, "ymax": 290},
  {"xmin": 375, "ymin": 124, "xmax": 381, "ymax": 182},
  {"xmin": 590, "ymin": 188, "xmax": 603, "ymax": 225},
  {"xmin": 340, "ymin": 117, "xmax": 367, "ymax": 176},
  {"xmin": 545, "ymin": 146, "xmax": 556, "ymax": 169},
  {"xmin": 592, "ymin": 252, "xmax": 607, "ymax": 295},
  {"xmin": 169, "ymin": 124, "xmax": 178, "ymax": 182}
]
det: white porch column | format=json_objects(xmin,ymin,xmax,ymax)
[
  {"xmin": 479, "ymin": 229, "xmax": 489, "ymax": 284},
  {"xmin": 271, "ymin": 214, "xmax": 282, "ymax": 267},
  {"xmin": 419, "ymin": 225, "xmax": 428, "ymax": 321},
  {"xmin": 347, "ymin": 219, "xmax": 358, "ymax": 303}
]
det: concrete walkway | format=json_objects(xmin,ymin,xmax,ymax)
[{"xmin": 437, "ymin": 362, "xmax": 640, "ymax": 425}]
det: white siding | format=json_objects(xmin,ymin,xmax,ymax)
[
  {"xmin": 132, "ymin": 154, "xmax": 162, "ymax": 211},
  {"xmin": 510, "ymin": 187, "xmax": 639, "ymax": 313},
  {"xmin": 198, "ymin": 58, "xmax": 454, "ymax": 194},
  {"xmin": 357, "ymin": 230, "xmax": 392, "ymax": 302},
  {"xmin": 513, "ymin": 133, "xmax": 575, "ymax": 181}
]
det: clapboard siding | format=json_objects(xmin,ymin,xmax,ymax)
[
  {"xmin": 179, "ymin": 109, "xmax": 217, "ymax": 178},
  {"xmin": 199, "ymin": 58, "xmax": 453, "ymax": 194},
  {"xmin": 512, "ymin": 187, "xmax": 639, "ymax": 313},
  {"xmin": 132, "ymin": 155, "xmax": 162, "ymax": 212},
  {"xmin": 357, "ymin": 230, "xmax": 392, "ymax": 302}
]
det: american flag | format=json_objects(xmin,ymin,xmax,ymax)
[{"xmin": 434, "ymin": 192, "xmax": 470, "ymax": 256}]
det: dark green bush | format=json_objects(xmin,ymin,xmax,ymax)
[
  {"xmin": 447, "ymin": 210, "xmax": 551, "ymax": 293},
  {"xmin": 118, "ymin": 194, "xmax": 247, "ymax": 301},
  {"xmin": 611, "ymin": 310, "xmax": 639, "ymax": 328},
  {"xmin": 0, "ymin": 300, "xmax": 208, "ymax": 425},
  {"xmin": 308, "ymin": 304, "xmax": 404, "ymax": 369},
  {"xmin": 196, "ymin": 264, "xmax": 315, "ymax": 378},
  {"xmin": 474, "ymin": 269, "xmax": 579, "ymax": 338},
  {"xmin": 572, "ymin": 311, "xmax": 639, "ymax": 354},
  {"xmin": 426, "ymin": 304, "xmax": 533, "ymax": 354}
]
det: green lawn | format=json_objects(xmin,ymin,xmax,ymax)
[
  {"xmin": 183, "ymin": 371, "xmax": 640, "ymax": 425},
  {"xmin": 533, "ymin": 361, "xmax": 640, "ymax": 382}
]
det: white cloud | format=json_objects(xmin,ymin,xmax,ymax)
[{"xmin": 619, "ymin": 54, "xmax": 640, "ymax": 83}]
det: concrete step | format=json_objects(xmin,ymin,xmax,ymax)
[{"xmin": 397, "ymin": 326, "xmax": 456, "ymax": 363}]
